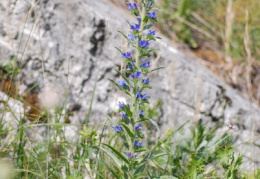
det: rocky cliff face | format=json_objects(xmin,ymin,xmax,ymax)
[{"xmin": 0, "ymin": 0, "xmax": 260, "ymax": 170}]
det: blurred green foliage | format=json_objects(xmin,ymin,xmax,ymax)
[{"xmin": 159, "ymin": 0, "xmax": 260, "ymax": 62}]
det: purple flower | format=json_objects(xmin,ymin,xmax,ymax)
[
  {"xmin": 148, "ymin": 30, "xmax": 156, "ymax": 36},
  {"xmin": 141, "ymin": 93, "xmax": 148, "ymax": 101},
  {"xmin": 229, "ymin": 126, "xmax": 235, "ymax": 130},
  {"xmin": 127, "ymin": 152, "xmax": 137, "ymax": 158},
  {"xmin": 122, "ymin": 113, "xmax": 128, "ymax": 119},
  {"xmin": 137, "ymin": 17, "xmax": 141, "ymax": 23},
  {"xmin": 128, "ymin": 3, "xmax": 138, "ymax": 10},
  {"xmin": 130, "ymin": 24, "xmax": 140, "ymax": 31},
  {"xmin": 139, "ymin": 110, "xmax": 144, "ymax": 117},
  {"xmin": 148, "ymin": 11, "xmax": 156, "ymax": 19},
  {"xmin": 131, "ymin": 71, "xmax": 142, "ymax": 79},
  {"xmin": 122, "ymin": 52, "xmax": 132, "ymax": 59},
  {"xmin": 142, "ymin": 78, "xmax": 150, "ymax": 85},
  {"xmin": 127, "ymin": 152, "xmax": 132, "ymax": 158},
  {"xmin": 141, "ymin": 61, "xmax": 151, "ymax": 68},
  {"xmin": 118, "ymin": 101, "xmax": 125, "ymax": 109},
  {"xmin": 114, "ymin": 126, "xmax": 123, "ymax": 132},
  {"xmin": 135, "ymin": 123, "xmax": 142, "ymax": 131},
  {"xmin": 139, "ymin": 40, "xmax": 149, "ymax": 48},
  {"xmin": 118, "ymin": 80, "xmax": 128, "ymax": 87},
  {"xmin": 147, "ymin": 1, "xmax": 153, "ymax": 6},
  {"xmin": 128, "ymin": 34, "xmax": 137, "ymax": 41},
  {"xmin": 136, "ymin": 92, "xmax": 142, "ymax": 99}
]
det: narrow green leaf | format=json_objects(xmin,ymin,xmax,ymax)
[
  {"xmin": 121, "ymin": 124, "xmax": 135, "ymax": 139},
  {"xmin": 151, "ymin": 153, "xmax": 168, "ymax": 160},
  {"xmin": 99, "ymin": 147, "xmax": 123, "ymax": 168},
  {"xmin": 118, "ymin": 31, "xmax": 128, "ymax": 40},
  {"xmin": 105, "ymin": 115, "xmax": 116, "ymax": 126},
  {"xmin": 143, "ymin": 24, "xmax": 153, "ymax": 30},
  {"xmin": 108, "ymin": 79, "xmax": 130, "ymax": 94},
  {"xmin": 136, "ymin": 117, "xmax": 149, "ymax": 123},
  {"xmin": 148, "ymin": 118, "xmax": 160, "ymax": 133},
  {"xmin": 143, "ymin": 15, "xmax": 149, "ymax": 23},
  {"xmin": 115, "ymin": 47, "xmax": 123, "ymax": 54},
  {"xmin": 102, "ymin": 143, "xmax": 129, "ymax": 164},
  {"xmin": 124, "ymin": 104, "xmax": 133, "ymax": 118},
  {"xmin": 96, "ymin": 159, "xmax": 120, "ymax": 179},
  {"xmin": 151, "ymin": 67, "xmax": 165, "ymax": 72},
  {"xmin": 114, "ymin": 69, "xmax": 130, "ymax": 84},
  {"xmin": 134, "ymin": 151, "xmax": 154, "ymax": 175},
  {"xmin": 153, "ymin": 119, "xmax": 190, "ymax": 150}
]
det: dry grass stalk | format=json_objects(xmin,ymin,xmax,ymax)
[{"xmin": 224, "ymin": 0, "xmax": 234, "ymax": 64}]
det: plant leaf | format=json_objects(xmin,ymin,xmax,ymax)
[
  {"xmin": 121, "ymin": 124, "xmax": 135, "ymax": 139},
  {"xmin": 96, "ymin": 159, "xmax": 120, "ymax": 179},
  {"xmin": 99, "ymin": 147, "xmax": 123, "ymax": 169},
  {"xmin": 102, "ymin": 143, "xmax": 129, "ymax": 165}
]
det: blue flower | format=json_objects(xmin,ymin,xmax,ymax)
[
  {"xmin": 130, "ymin": 24, "xmax": 140, "ymax": 31},
  {"xmin": 136, "ymin": 92, "xmax": 142, "ymax": 99},
  {"xmin": 118, "ymin": 80, "xmax": 128, "ymax": 87},
  {"xmin": 131, "ymin": 71, "xmax": 142, "ymax": 79},
  {"xmin": 137, "ymin": 17, "xmax": 141, "ymax": 23},
  {"xmin": 135, "ymin": 123, "xmax": 142, "ymax": 131},
  {"xmin": 139, "ymin": 40, "xmax": 149, "ymax": 48},
  {"xmin": 127, "ymin": 62, "xmax": 135, "ymax": 70},
  {"xmin": 147, "ymin": 1, "xmax": 153, "ymax": 6},
  {"xmin": 118, "ymin": 101, "xmax": 125, "ymax": 109},
  {"xmin": 142, "ymin": 78, "xmax": 150, "ymax": 85},
  {"xmin": 114, "ymin": 126, "xmax": 123, "ymax": 132},
  {"xmin": 122, "ymin": 113, "xmax": 128, "ymax": 119},
  {"xmin": 148, "ymin": 30, "xmax": 156, "ymax": 36},
  {"xmin": 128, "ymin": 34, "xmax": 137, "ymax": 41},
  {"xmin": 141, "ymin": 61, "xmax": 151, "ymax": 68},
  {"xmin": 122, "ymin": 52, "xmax": 132, "ymax": 59},
  {"xmin": 139, "ymin": 110, "xmax": 144, "ymax": 117},
  {"xmin": 141, "ymin": 93, "xmax": 148, "ymax": 101},
  {"xmin": 134, "ymin": 141, "xmax": 142, "ymax": 148},
  {"xmin": 128, "ymin": 3, "xmax": 138, "ymax": 10},
  {"xmin": 148, "ymin": 11, "xmax": 156, "ymax": 19}
]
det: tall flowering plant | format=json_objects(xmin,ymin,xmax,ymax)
[{"xmin": 102, "ymin": 0, "xmax": 162, "ymax": 178}]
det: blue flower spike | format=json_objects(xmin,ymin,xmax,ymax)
[
  {"xmin": 139, "ymin": 40, "xmax": 150, "ymax": 48},
  {"xmin": 147, "ymin": 1, "xmax": 153, "ymax": 6},
  {"xmin": 118, "ymin": 80, "xmax": 128, "ymax": 88},
  {"xmin": 134, "ymin": 141, "xmax": 142, "ymax": 148},
  {"xmin": 148, "ymin": 30, "xmax": 156, "ymax": 36},
  {"xmin": 130, "ymin": 24, "xmax": 140, "ymax": 31},
  {"xmin": 122, "ymin": 52, "xmax": 132, "ymax": 59},
  {"xmin": 128, "ymin": 3, "xmax": 138, "ymax": 10},
  {"xmin": 128, "ymin": 62, "xmax": 135, "ymax": 70},
  {"xmin": 122, "ymin": 113, "xmax": 128, "ymax": 119},
  {"xmin": 131, "ymin": 71, "xmax": 142, "ymax": 79},
  {"xmin": 139, "ymin": 110, "xmax": 144, "ymax": 117},
  {"xmin": 141, "ymin": 93, "xmax": 148, "ymax": 101},
  {"xmin": 128, "ymin": 34, "xmax": 137, "ymax": 41},
  {"xmin": 135, "ymin": 123, "xmax": 142, "ymax": 131},
  {"xmin": 148, "ymin": 11, "xmax": 156, "ymax": 19},
  {"xmin": 118, "ymin": 101, "xmax": 125, "ymax": 109},
  {"xmin": 114, "ymin": 126, "xmax": 123, "ymax": 132},
  {"xmin": 136, "ymin": 92, "xmax": 142, "ymax": 99},
  {"xmin": 141, "ymin": 61, "xmax": 151, "ymax": 68},
  {"xmin": 142, "ymin": 78, "xmax": 150, "ymax": 85}
]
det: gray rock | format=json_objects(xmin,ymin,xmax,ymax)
[{"xmin": 0, "ymin": 0, "xmax": 259, "ymax": 170}]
